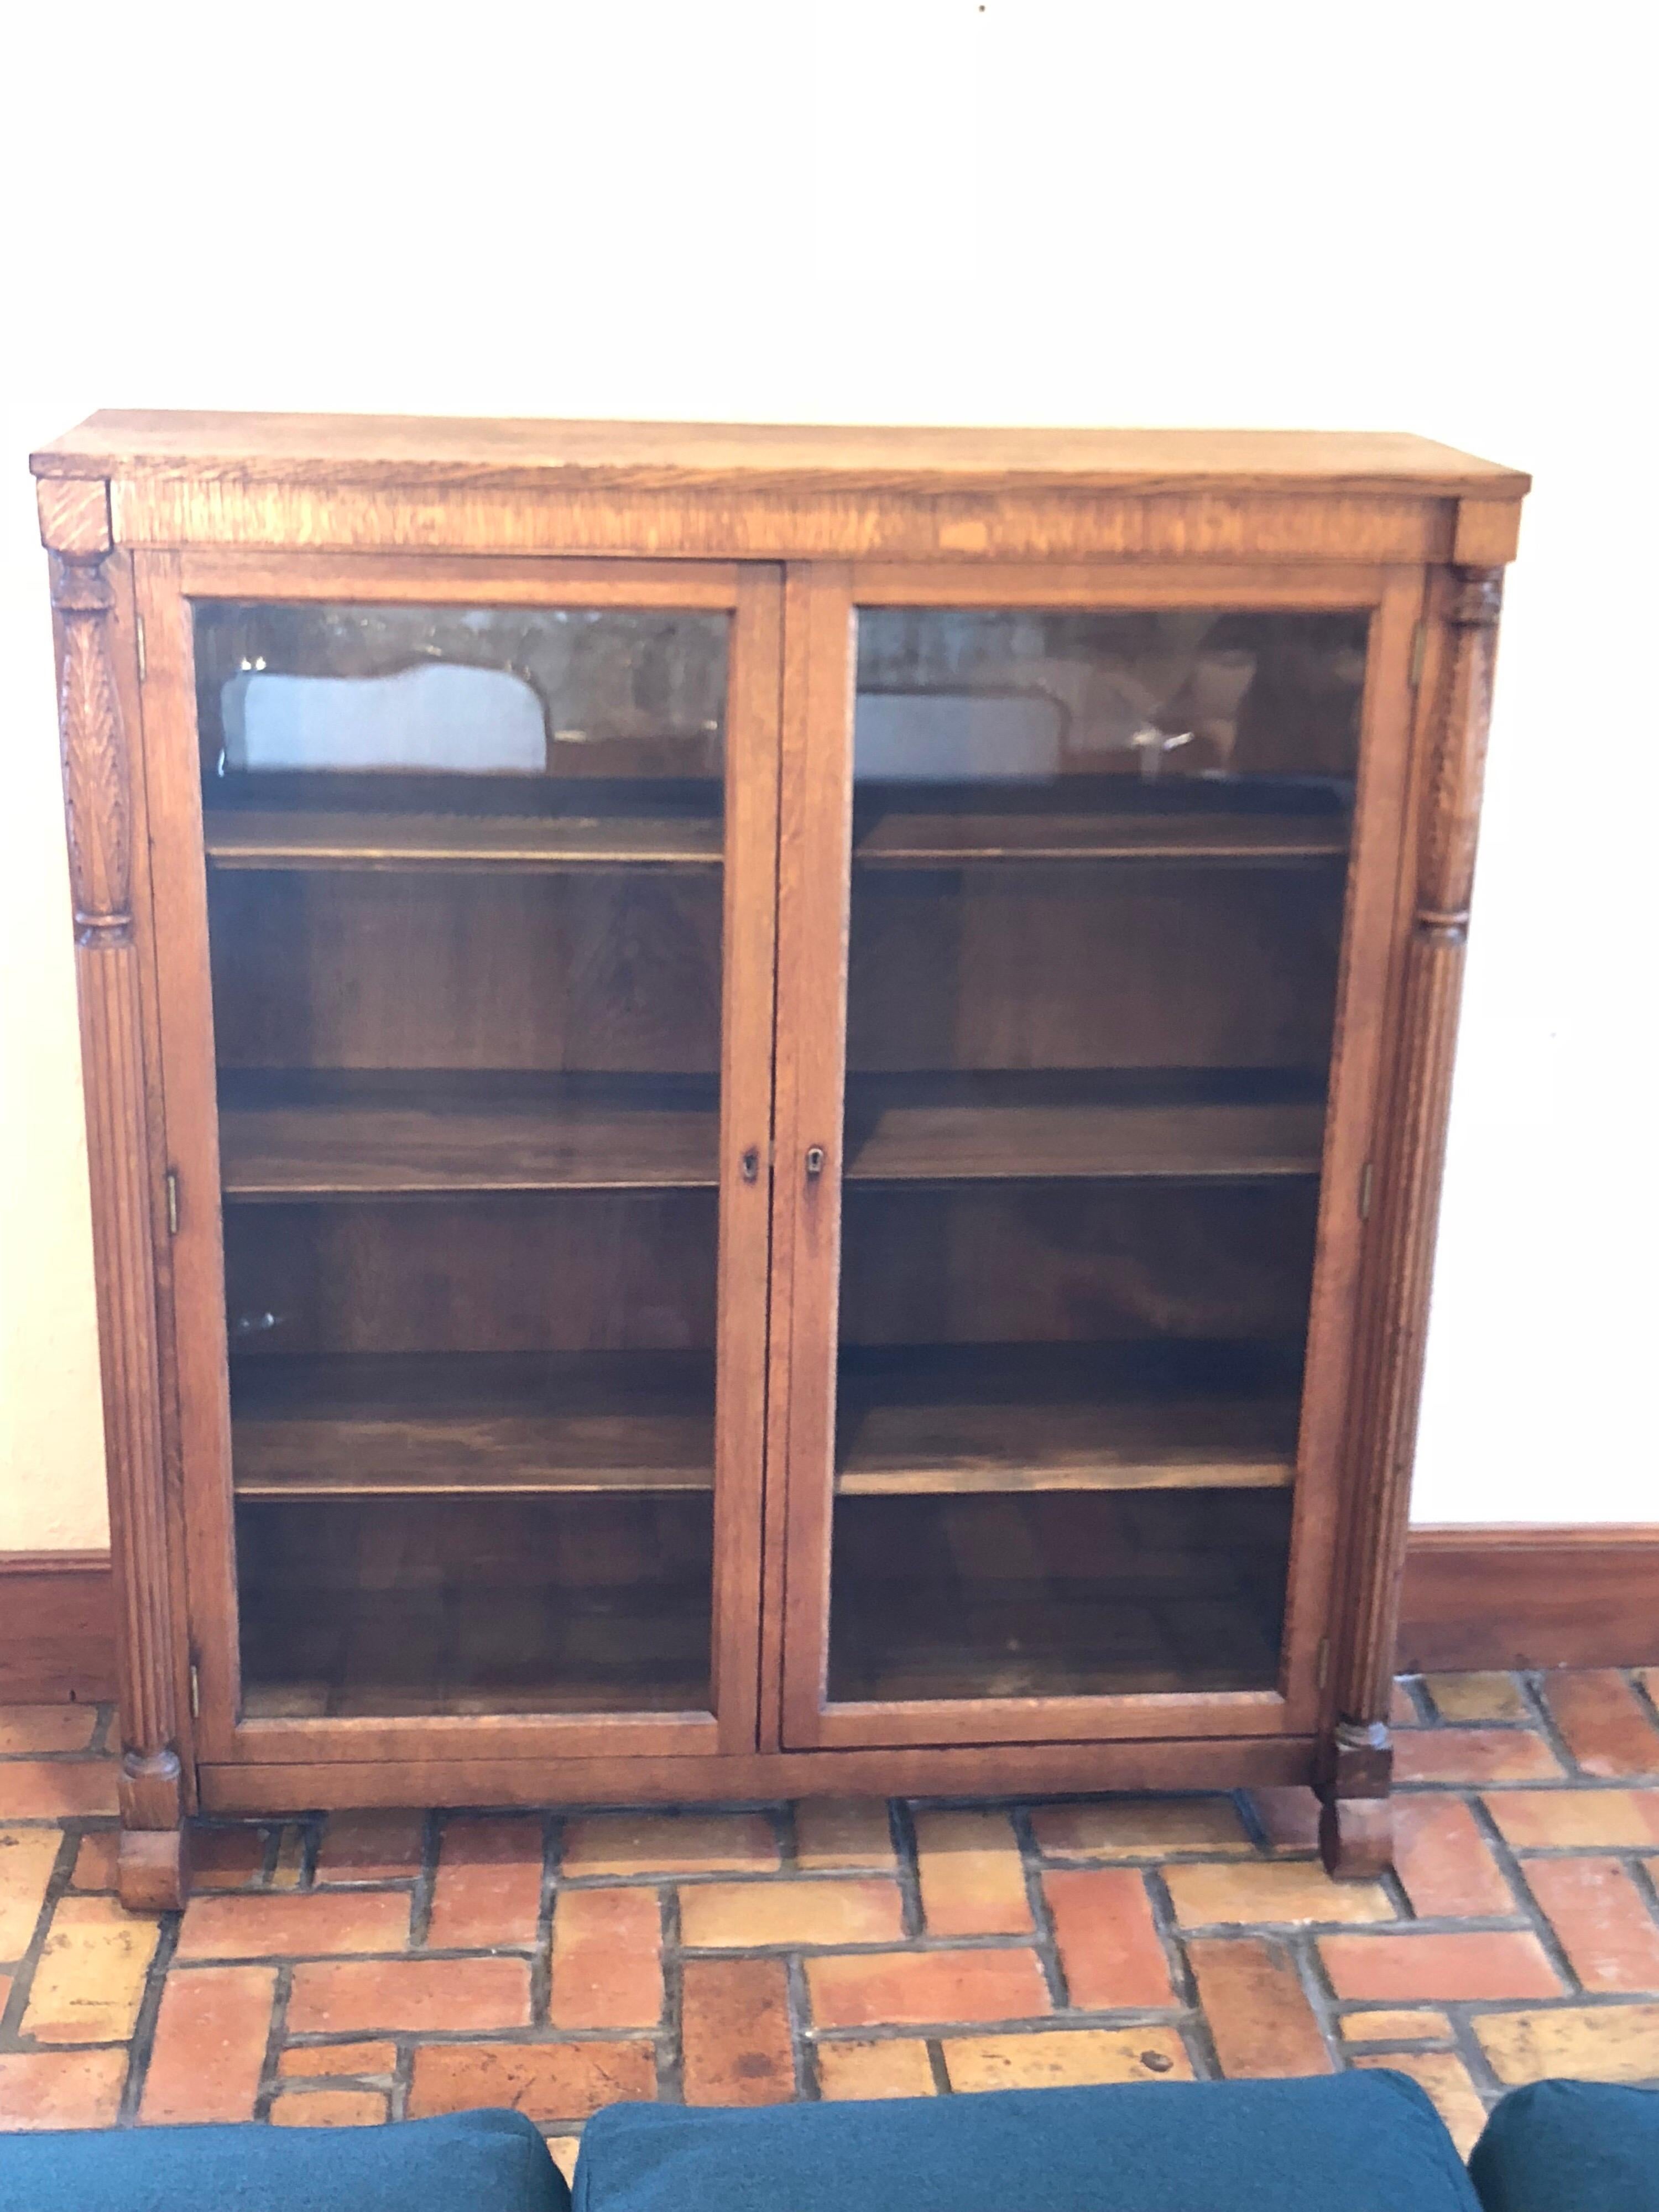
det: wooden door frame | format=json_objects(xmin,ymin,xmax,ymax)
[
  {"xmin": 770, "ymin": 557, "xmax": 1426, "ymax": 1752},
  {"xmin": 137, "ymin": 548, "xmax": 783, "ymax": 1769}
]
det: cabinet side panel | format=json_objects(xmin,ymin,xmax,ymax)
[{"xmin": 47, "ymin": 526, "xmax": 186, "ymax": 1853}]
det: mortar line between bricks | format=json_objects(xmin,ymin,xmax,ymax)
[
  {"xmin": 785, "ymin": 1953, "xmax": 817, "ymax": 2099},
  {"xmin": 1517, "ymin": 1669, "xmax": 1584, "ymax": 1777},
  {"xmin": 655, "ymin": 1884, "xmax": 685, "ymax": 2105},
  {"xmin": 1627, "ymin": 1667, "xmax": 1659, "ymax": 1738},
  {"xmin": 115, "ymin": 1901, "xmax": 180, "ymax": 2124},
  {"xmin": 1396, "ymin": 1673, "xmax": 1434, "ymax": 1725},
  {"xmin": 391, "ymin": 2036, "xmax": 413, "ymax": 2122},
  {"xmin": 889, "ymin": 1799, "xmax": 925, "ymax": 1941},
  {"xmin": 1011, "ymin": 1804, "xmax": 1067, "ymax": 2008},
  {"xmin": 0, "ymin": 1820, "xmax": 87, "ymax": 2047},
  {"xmin": 1141, "ymin": 1866, "xmax": 1198, "ymax": 2019},
  {"xmin": 530, "ymin": 1812, "xmax": 558, "ymax": 2024},
  {"xmin": 1287, "ymin": 1925, "xmax": 1345, "ymax": 2065},
  {"xmin": 1495, "ymin": 1845, "xmax": 1588, "ymax": 1997},
  {"xmin": 251, "ymin": 1959, "xmax": 294, "ymax": 2122}
]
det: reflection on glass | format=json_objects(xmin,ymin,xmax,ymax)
[
  {"xmin": 195, "ymin": 599, "xmax": 731, "ymax": 1719},
  {"xmin": 828, "ymin": 606, "xmax": 1368, "ymax": 1704}
]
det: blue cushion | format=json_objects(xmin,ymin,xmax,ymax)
[
  {"xmin": 1470, "ymin": 2080, "xmax": 1659, "ymax": 2212},
  {"xmin": 574, "ymin": 2070, "xmax": 1479, "ymax": 2212},
  {"xmin": 0, "ymin": 2106, "xmax": 567, "ymax": 2212}
]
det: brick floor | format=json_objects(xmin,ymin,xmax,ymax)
[{"xmin": 3, "ymin": 1671, "xmax": 1659, "ymax": 2156}]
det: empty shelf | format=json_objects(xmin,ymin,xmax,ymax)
[
  {"xmin": 854, "ymin": 810, "xmax": 1349, "ymax": 867},
  {"xmin": 230, "ymin": 1352, "xmax": 715, "ymax": 1498},
  {"xmin": 843, "ymin": 1072, "xmax": 1324, "ymax": 1183},
  {"xmin": 204, "ymin": 808, "xmax": 723, "ymax": 870},
  {"xmin": 218, "ymin": 1072, "xmax": 719, "ymax": 1198},
  {"xmin": 835, "ymin": 1343, "xmax": 1300, "ymax": 1495}
]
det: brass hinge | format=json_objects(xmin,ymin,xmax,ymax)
[
  {"xmin": 1408, "ymin": 620, "xmax": 1427, "ymax": 688},
  {"xmin": 165, "ymin": 1167, "xmax": 180, "ymax": 1236},
  {"xmin": 1316, "ymin": 1636, "xmax": 1330, "ymax": 1691},
  {"xmin": 1358, "ymin": 1161, "xmax": 1373, "ymax": 1221},
  {"xmin": 189, "ymin": 1662, "xmax": 201, "ymax": 1719},
  {"xmin": 135, "ymin": 615, "xmax": 147, "ymax": 682}
]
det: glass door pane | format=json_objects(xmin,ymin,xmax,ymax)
[
  {"xmin": 830, "ymin": 605, "xmax": 1369, "ymax": 1704},
  {"xmin": 193, "ymin": 597, "xmax": 732, "ymax": 1718}
]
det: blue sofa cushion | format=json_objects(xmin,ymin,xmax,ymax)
[
  {"xmin": 575, "ymin": 2070, "xmax": 1479, "ymax": 2212},
  {"xmin": 1470, "ymin": 2080, "xmax": 1659, "ymax": 2212},
  {"xmin": 0, "ymin": 2106, "xmax": 567, "ymax": 2212}
]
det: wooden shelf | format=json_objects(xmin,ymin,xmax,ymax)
[
  {"xmin": 844, "ymin": 1072, "xmax": 1324, "ymax": 1183},
  {"xmin": 854, "ymin": 807, "xmax": 1349, "ymax": 868},
  {"xmin": 230, "ymin": 1352, "xmax": 714, "ymax": 1498},
  {"xmin": 218, "ymin": 1072, "xmax": 719, "ymax": 1198},
  {"xmin": 204, "ymin": 807, "xmax": 723, "ymax": 871},
  {"xmin": 835, "ymin": 1344, "xmax": 1299, "ymax": 1496}
]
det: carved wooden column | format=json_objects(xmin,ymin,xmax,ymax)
[
  {"xmin": 1322, "ymin": 565, "xmax": 1504, "ymax": 1876},
  {"xmin": 46, "ymin": 492, "xmax": 190, "ymax": 1910}
]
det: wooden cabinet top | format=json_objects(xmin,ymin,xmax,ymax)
[
  {"xmin": 33, "ymin": 414, "xmax": 1527, "ymax": 567},
  {"xmin": 34, "ymin": 411, "xmax": 1527, "ymax": 497}
]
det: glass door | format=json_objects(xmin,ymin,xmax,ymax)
[
  {"xmin": 153, "ymin": 560, "xmax": 779, "ymax": 1755},
  {"xmin": 779, "ymin": 567, "xmax": 1418, "ymax": 1746}
]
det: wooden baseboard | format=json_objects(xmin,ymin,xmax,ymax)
[
  {"xmin": 2, "ymin": 1528, "xmax": 1654, "ymax": 1708},
  {"xmin": 0, "ymin": 1551, "xmax": 116, "ymax": 1701},
  {"xmin": 1398, "ymin": 1525, "xmax": 1659, "ymax": 1672}
]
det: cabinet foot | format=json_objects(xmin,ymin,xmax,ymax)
[
  {"xmin": 118, "ymin": 1825, "xmax": 191, "ymax": 1912},
  {"xmin": 1319, "ymin": 1793, "xmax": 1394, "ymax": 1879}
]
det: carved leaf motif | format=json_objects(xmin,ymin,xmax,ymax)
[{"xmin": 59, "ymin": 596, "xmax": 129, "ymax": 927}]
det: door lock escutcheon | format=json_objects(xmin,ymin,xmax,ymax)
[{"xmin": 804, "ymin": 1145, "xmax": 826, "ymax": 1179}]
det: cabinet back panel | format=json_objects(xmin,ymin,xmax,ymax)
[
  {"xmin": 839, "ymin": 1182, "xmax": 1319, "ymax": 1345},
  {"xmin": 224, "ymin": 1192, "xmax": 719, "ymax": 1355},
  {"xmin": 208, "ymin": 870, "xmax": 722, "ymax": 1072},
  {"xmin": 847, "ymin": 865, "xmax": 1343, "ymax": 1072}
]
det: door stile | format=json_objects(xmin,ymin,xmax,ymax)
[
  {"xmin": 773, "ymin": 565, "xmax": 857, "ymax": 1751},
  {"xmin": 708, "ymin": 565, "xmax": 784, "ymax": 1751},
  {"xmin": 1274, "ymin": 565, "xmax": 1428, "ymax": 1730}
]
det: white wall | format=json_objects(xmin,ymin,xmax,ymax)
[{"xmin": 3, "ymin": 0, "xmax": 1654, "ymax": 1547}]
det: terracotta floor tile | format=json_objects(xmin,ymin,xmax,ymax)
[
  {"xmin": 279, "ymin": 2039, "xmax": 397, "ymax": 2079},
  {"xmin": 314, "ymin": 1810, "xmax": 426, "ymax": 1881},
  {"xmin": 1042, "ymin": 1867, "xmax": 1174, "ymax": 2008},
  {"xmin": 1422, "ymin": 1672, "xmax": 1530, "ymax": 1725},
  {"xmin": 410, "ymin": 2038, "xmax": 655, "ymax": 2121},
  {"xmin": 680, "ymin": 1876, "xmax": 904, "ymax": 1950},
  {"xmin": 1165, "ymin": 1859, "xmax": 1392, "ymax": 1928},
  {"xmin": 270, "ymin": 2088, "xmax": 389, "ymax": 2126},
  {"xmin": 1338, "ymin": 2007, "xmax": 1453, "ymax": 2042},
  {"xmin": 21, "ymin": 1893, "xmax": 159, "ymax": 2043},
  {"xmin": 681, "ymin": 1956, "xmax": 796, "ymax": 2105},
  {"xmin": 287, "ymin": 1955, "xmax": 531, "ymax": 2036},
  {"xmin": 546, "ymin": 2137, "xmax": 580, "ymax": 2188},
  {"xmin": 1247, "ymin": 1787, "xmax": 1322, "ymax": 1851},
  {"xmin": 795, "ymin": 1799, "xmax": 895, "ymax": 1870},
  {"xmin": 1318, "ymin": 1929, "xmax": 1561, "ymax": 2002},
  {"xmin": 1395, "ymin": 1728, "xmax": 1563, "ymax": 1785},
  {"xmin": 192, "ymin": 1825, "xmax": 269, "ymax": 1891},
  {"xmin": 0, "ymin": 1707, "xmax": 100, "ymax": 1754},
  {"xmin": 561, "ymin": 1811, "xmax": 778, "ymax": 1877},
  {"xmin": 1483, "ymin": 1788, "xmax": 1659, "ymax": 1850},
  {"xmin": 140, "ymin": 1964, "xmax": 275, "ymax": 2124},
  {"xmin": 1031, "ymin": 1796, "xmax": 1251, "ymax": 1859},
  {"xmin": 1186, "ymin": 1937, "xmax": 1332, "ymax": 2078},
  {"xmin": 944, "ymin": 2026, "xmax": 1191, "ymax": 2091},
  {"xmin": 1393, "ymin": 1796, "xmax": 1516, "ymax": 1918},
  {"xmin": 1353, "ymin": 2050, "xmax": 1489, "ymax": 2156},
  {"xmin": 0, "ymin": 1761, "xmax": 118, "ymax": 1819},
  {"xmin": 1477, "ymin": 2001, "xmax": 1659, "ymax": 2084},
  {"xmin": 0, "ymin": 2048, "xmax": 128, "ymax": 2128},
  {"xmin": 548, "ymin": 1886, "xmax": 663, "ymax": 2028},
  {"xmin": 1523, "ymin": 1856, "xmax": 1659, "ymax": 1991},
  {"xmin": 914, "ymin": 1811, "xmax": 1031, "ymax": 1936},
  {"xmin": 176, "ymin": 1887, "xmax": 411, "ymax": 1961},
  {"xmin": 271, "ymin": 1827, "xmax": 306, "ymax": 1889},
  {"xmin": 0, "ymin": 1824, "xmax": 62, "ymax": 1957},
  {"xmin": 67, "ymin": 1829, "xmax": 120, "ymax": 1892},
  {"xmin": 1543, "ymin": 1672, "xmax": 1659, "ymax": 1779},
  {"xmin": 427, "ymin": 1815, "xmax": 543, "ymax": 1949},
  {"xmin": 806, "ymin": 1946, "xmax": 1048, "ymax": 2030},
  {"xmin": 816, "ymin": 2038, "xmax": 936, "ymax": 2099}
]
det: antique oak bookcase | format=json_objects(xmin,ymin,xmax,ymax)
[{"xmin": 34, "ymin": 414, "xmax": 1527, "ymax": 1907}]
